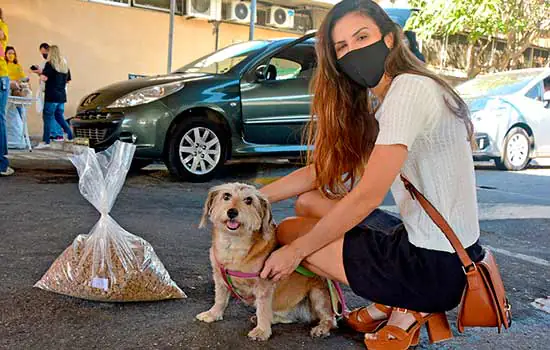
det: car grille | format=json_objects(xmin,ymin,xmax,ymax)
[
  {"xmin": 74, "ymin": 128, "xmax": 109, "ymax": 144},
  {"xmin": 76, "ymin": 112, "xmax": 122, "ymax": 120}
]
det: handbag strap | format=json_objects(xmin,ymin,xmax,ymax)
[{"xmin": 399, "ymin": 175, "xmax": 476, "ymax": 271}]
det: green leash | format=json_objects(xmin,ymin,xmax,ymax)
[{"xmin": 295, "ymin": 265, "xmax": 349, "ymax": 317}]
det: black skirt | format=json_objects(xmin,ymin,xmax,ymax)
[{"xmin": 343, "ymin": 209, "xmax": 483, "ymax": 313}]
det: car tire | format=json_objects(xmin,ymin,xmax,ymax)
[
  {"xmin": 495, "ymin": 127, "xmax": 531, "ymax": 171},
  {"xmin": 166, "ymin": 117, "xmax": 227, "ymax": 182}
]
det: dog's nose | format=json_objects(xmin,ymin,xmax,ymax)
[{"xmin": 227, "ymin": 208, "xmax": 239, "ymax": 219}]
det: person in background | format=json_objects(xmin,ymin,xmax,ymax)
[
  {"xmin": 34, "ymin": 45, "xmax": 73, "ymax": 149},
  {"xmin": 31, "ymin": 42, "xmax": 64, "ymax": 141},
  {"xmin": 5, "ymin": 46, "xmax": 29, "ymax": 124},
  {"xmin": 5, "ymin": 46, "xmax": 25, "ymax": 81},
  {"xmin": 0, "ymin": 8, "xmax": 14, "ymax": 176}
]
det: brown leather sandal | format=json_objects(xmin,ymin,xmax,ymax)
[
  {"xmin": 345, "ymin": 303, "xmax": 392, "ymax": 333},
  {"xmin": 364, "ymin": 309, "xmax": 453, "ymax": 350}
]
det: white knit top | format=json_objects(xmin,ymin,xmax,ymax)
[{"xmin": 375, "ymin": 73, "xmax": 480, "ymax": 253}]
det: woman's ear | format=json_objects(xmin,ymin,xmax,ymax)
[{"xmin": 384, "ymin": 32, "xmax": 395, "ymax": 49}]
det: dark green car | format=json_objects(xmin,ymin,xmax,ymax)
[{"xmin": 71, "ymin": 33, "xmax": 317, "ymax": 182}]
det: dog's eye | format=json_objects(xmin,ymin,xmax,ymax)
[
  {"xmin": 244, "ymin": 197, "xmax": 253, "ymax": 205},
  {"xmin": 223, "ymin": 193, "xmax": 232, "ymax": 201}
]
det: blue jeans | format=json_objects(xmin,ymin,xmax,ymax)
[
  {"xmin": 42, "ymin": 102, "xmax": 73, "ymax": 143},
  {"xmin": 50, "ymin": 116, "xmax": 64, "ymax": 138},
  {"xmin": 0, "ymin": 76, "xmax": 10, "ymax": 172}
]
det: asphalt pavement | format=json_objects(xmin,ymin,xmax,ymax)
[{"xmin": 0, "ymin": 162, "xmax": 549, "ymax": 349}]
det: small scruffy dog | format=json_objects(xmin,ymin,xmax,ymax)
[{"xmin": 196, "ymin": 182, "xmax": 336, "ymax": 341}]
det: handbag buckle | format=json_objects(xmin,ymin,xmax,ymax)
[{"xmin": 462, "ymin": 263, "xmax": 477, "ymax": 274}]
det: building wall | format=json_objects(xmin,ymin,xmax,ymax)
[{"xmin": 3, "ymin": 0, "xmax": 298, "ymax": 135}]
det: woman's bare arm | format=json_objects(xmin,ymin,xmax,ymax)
[
  {"xmin": 290, "ymin": 144, "xmax": 407, "ymax": 257},
  {"xmin": 260, "ymin": 164, "xmax": 317, "ymax": 203}
]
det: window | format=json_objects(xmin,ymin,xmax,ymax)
[
  {"xmin": 133, "ymin": 0, "xmax": 184, "ymax": 14},
  {"xmin": 176, "ymin": 41, "xmax": 270, "ymax": 74},
  {"xmin": 264, "ymin": 43, "xmax": 317, "ymax": 82},
  {"xmin": 269, "ymin": 58, "xmax": 302, "ymax": 80},
  {"xmin": 89, "ymin": 0, "xmax": 130, "ymax": 6},
  {"xmin": 456, "ymin": 70, "xmax": 542, "ymax": 98},
  {"xmin": 526, "ymin": 82, "xmax": 543, "ymax": 101}
]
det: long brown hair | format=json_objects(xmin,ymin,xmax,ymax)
[{"xmin": 307, "ymin": 0, "xmax": 472, "ymax": 198}]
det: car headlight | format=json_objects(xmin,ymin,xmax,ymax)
[{"xmin": 107, "ymin": 81, "xmax": 184, "ymax": 108}]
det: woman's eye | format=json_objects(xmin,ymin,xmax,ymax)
[
  {"xmin": 223, "ymin": 193, "xmax": 231, "ymax": 201},
  {"xmin": 358, "ymin": 35, "xmax": 368, "ymax": 41},
  {"xmin": 244, "ymin": 197, "xmax": 253, "ymax": 205}
]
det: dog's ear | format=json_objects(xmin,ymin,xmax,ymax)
[
  {"xmin": 259, "ymin": 194, "xmax": 274, "ymax": 240},
  {"xmin": 200, "ymin": 186, "xmax": 221, "ymax": 228}
]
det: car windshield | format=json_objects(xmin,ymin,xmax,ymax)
[
  {"xmin": 175, "ymin": 41, "xmax": 270, "ymax": 75},
  {"xmin": 456, "ymin": 71, "xmax": 541, "ymax": 98}
]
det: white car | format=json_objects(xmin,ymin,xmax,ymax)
[{"xmin": 456, "ymin": 68, "xmax": 550, "ymax": 170}]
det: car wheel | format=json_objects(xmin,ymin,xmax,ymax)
[
  {"xmin": 167, "ymin": 117, "xmax": 227, "ymax": 182},
  {"xmin": 495, "ymin": 127, "xmax": 531, "ymax": 171}
]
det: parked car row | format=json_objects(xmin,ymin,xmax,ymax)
[{"xmin": 70, "ymin": 8, "xmax": 550, "ymax": 182}]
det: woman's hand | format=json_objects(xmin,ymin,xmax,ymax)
[{"xmin": 260, "ymin": 244, "xmax": 305, "ymax": 282}]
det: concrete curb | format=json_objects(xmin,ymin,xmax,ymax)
[{"xmin": 7, "ymin": 147, "xmax": 74, "ymax": 171}]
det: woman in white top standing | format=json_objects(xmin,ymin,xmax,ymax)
[{"xmin": 259, "ymin": 0, "xmax": 483, "ymax": 349}]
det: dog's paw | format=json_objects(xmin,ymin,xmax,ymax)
[
  {"xmin": 196, "ymin": 310, "xmax": 223, "ymax": 323},
  {"xmin": 247, "ymin": 326, "xmax": 272, "ymax": 341},
  {"xmin": 310, "ymin": 322, "xmax": 332, "ymax": 338}
]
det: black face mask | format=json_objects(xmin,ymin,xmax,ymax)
[
  {"xmin": 42, "ymin": 53, "xmax": 48, "ymax": 59},
  {"xmin": 337, "ymin": 39, "xmax": 390, "ymax": 88}
]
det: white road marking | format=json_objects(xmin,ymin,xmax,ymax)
[{"xmin": 485, "ymin": 245, "xmax": 550, "ymax": 267}]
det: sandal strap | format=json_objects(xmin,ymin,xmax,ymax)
[
  {"xmin": 349, "ymin": 306, "xmax": 370, "ymax": 323},
  {"xmin": 393, "ymin": 308, "xmax": 424, "ymax": 323},
  {"xmin": 377, "ymin": 325, "xmax": 409, "ymax": 341},
  {"xmin": 374, "ymin": 303, "xmax": 392, "ymax": 314}
]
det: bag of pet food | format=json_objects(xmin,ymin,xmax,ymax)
[{"xmin": 34, "ymin": 141, "xmax": 186, "ymax": 302}]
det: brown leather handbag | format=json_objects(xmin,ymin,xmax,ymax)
[{"xmin": 400, "ymin": 175, "xmax": 512, "ymax": 333}]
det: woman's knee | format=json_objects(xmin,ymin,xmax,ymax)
[
  {"xmin": 295, "ymin": 190, "xmax": 321, "ymax": 217},
  {"xmin": 295, "ymin": 190, "xmax": 338, "ymax": 218},
  {"xmin": 275, "ymin": 216, "xmax": 318, "ymax": 245}
]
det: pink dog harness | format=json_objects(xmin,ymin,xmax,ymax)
[{"xmin": 214, "ymin": 254, "xmax": 349, "ymax": 317}]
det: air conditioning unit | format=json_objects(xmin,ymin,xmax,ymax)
[
  {"xmin": 223, "ymin": 1, "xmax": 253, "ymax": 23},
  {"xmin": 267, "ymin": 6, "xmax": 295, "ymax": 28},
  {"xmin": 185, "ymin": 0, "xmax": 222, "ymax": 20}
]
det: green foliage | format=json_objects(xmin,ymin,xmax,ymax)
[{"xmin": 407, "ymin": 0, "xmax": 550, "ymax": 74}]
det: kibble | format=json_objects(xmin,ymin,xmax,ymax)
[{"xmin": 35, "ymin": 233, "xmax": 186, "ymax": 302}]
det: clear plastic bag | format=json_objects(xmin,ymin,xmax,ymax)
[{"xmin": 34, "ymin": 141, "xmax": 186, "ymax": 302}]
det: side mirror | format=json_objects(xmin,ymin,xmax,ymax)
[
  {"xmin": 544, "ymin": 91, "xmax": 550, "ymax": 108},
  {"xmin": 255, "ymin": 65, "xmax": 267, "ymax": 81}
]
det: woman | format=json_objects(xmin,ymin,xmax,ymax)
[
  {"xmin": 5, "ymin": 46, "xmax": 25, "ymax": 82},
  {"xmin": 35, "ymin": 45, "xmax": 73, "ymax": 149},
  {"xmin": 5, "ymin": 46, "xmax": 28, "ymax": 140},
  {"xmin": 259, "ymin": 0, "xmax": 483, "ymax": 349},
  {"xmin": 0, "ymin": 7, "xmax": 14, "ymax": 176}
]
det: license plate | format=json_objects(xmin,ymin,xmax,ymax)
[{"xmin": 73, "ymin": 137, "xmax": 90, "ymax": 147}]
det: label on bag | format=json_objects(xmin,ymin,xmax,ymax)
[{"xmin": 91, "ymin": 277, "xmax": 109, "ymax": 291}]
